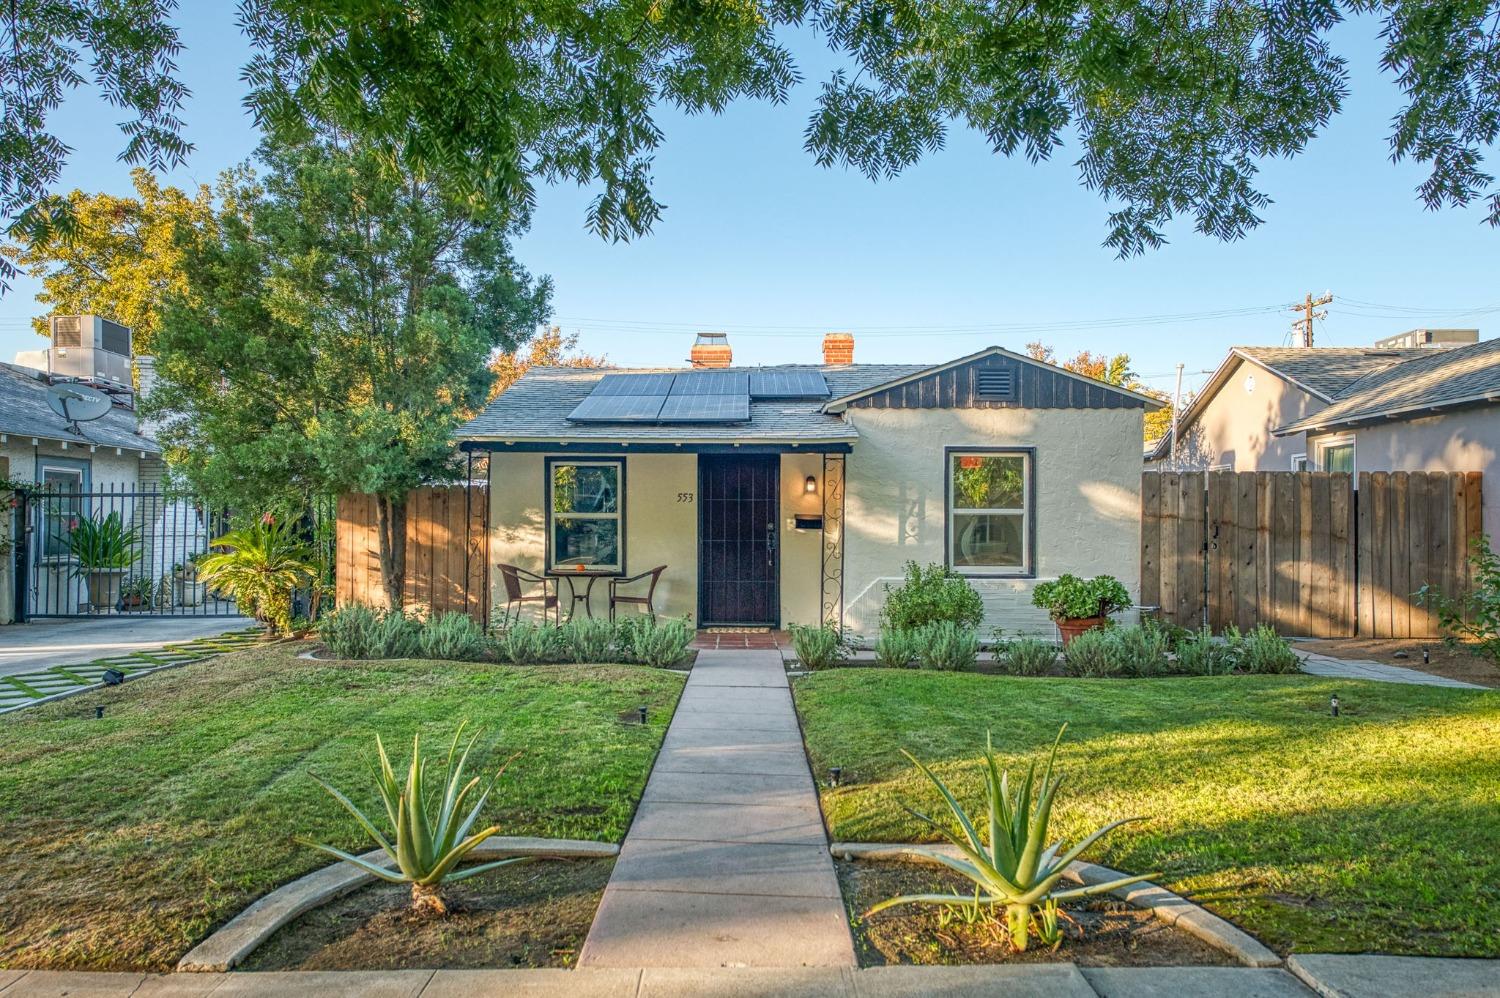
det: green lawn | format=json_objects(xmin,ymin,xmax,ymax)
[
  {"xmin": 794, "ymin": 670, "xmax": 1500, "ymax": 957},
  {"xmin": 0, "ymin": 645, "xmax": 683, "ymax": 971}
]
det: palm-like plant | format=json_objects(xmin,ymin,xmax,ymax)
[
  {"xmin": 64, "ymin": 510, "xmax": 139, "ymax": 574},
  {"xmin": 868, "ymin": 726, "xmax": 1156, "ymax": 951},
  {"xmin": 195, "ymin": 517, "xmax": 315, "ymax": 633},
  {"xmin": 304, "ymin": 725, "xmax": 521, "ymax": 916}
]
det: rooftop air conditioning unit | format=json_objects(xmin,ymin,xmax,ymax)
[{"xmin": 47, "ymin": 314, "xmax": 132, "ymax": 385}]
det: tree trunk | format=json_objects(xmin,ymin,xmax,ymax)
[{"xmin": 375, "ymin": 493, "xmax": 407, "ymax": 610}]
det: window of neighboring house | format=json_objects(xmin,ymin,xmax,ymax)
[
  {"xmin": 1319, "ymin": 439, "xmax": 1355, "ymax": 473},
  {"xmin": 546, "ymin": 459, "xmax": 624, "ymax": 572},
  {"xmin": 34, "ymin": 457, "xmax": 91, "ymax": 559},
  {"xmin": 947, "ymin": 450, "xmax": 1032, "ymax": 575},
  {"xmin": 1291, "ymin": 454, "xmax": 1309, "ymax": 472}
]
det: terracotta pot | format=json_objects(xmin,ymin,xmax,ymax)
[{"xmin": 1056, "ymin": 616, "xmax": 1107, "ymax": 647}]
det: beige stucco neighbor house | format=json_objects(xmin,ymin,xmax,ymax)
[
  {"xmin": 1274, "ymin": 334, "xmax": 1500, "ymax": 540},
  {"xmin": 457, "ymin": 335, "xmax": 1161, "ymax": 638}
]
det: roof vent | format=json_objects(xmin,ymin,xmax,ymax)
[
  {"xmin": 977, "ymin": 367, "xmax": 1015, "ymax": 400},
  {"xmin": 690, "ymin": 331, "xmax": 732, "ymax": 368}
]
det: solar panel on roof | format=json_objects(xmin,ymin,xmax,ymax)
[
  {"xmin": 590, "ymin": 373, "xmax": 677, "ymax": 396},
  {"xmin": 655, "ymin": 394, "xmax": 750, "ymax": 422},
  {"xmin": 567, "ymin": 394, "xmax": 667, "ymax": 422},
  {"xmin": 669, "ymin": 371, "xmax": 749, "ymax": 395},
  {"xmin": 749, "ymin": 370, "xmax": 829, "ymax": 399}
]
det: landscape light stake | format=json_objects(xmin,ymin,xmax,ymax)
[
  {"xmin": 95, "ymin": 706, "xmax": 104, "ymax": 719},
  {"xmin": 1423, "ymin": 647, "xmax": 1430, "ymax": 665},
  {"xmin": 102, "ymin": 668, "xmax": 125, "ymax": 686},
  {"xmin": 1330, "ymin": 694, "xmax": 1340, "ymax": 717},
  {"xmin": 829, "ymin": 765, "xmax": 842, "ymax": 787},
  {"xmin": 638, "ymin": 705, "xmax": 648, "ymax": 725}
]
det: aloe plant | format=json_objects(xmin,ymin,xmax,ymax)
[
  {"xmin": 868, "ymin": 726, "xmax": 1156, "ymax": 951},
  {"xmin": 304, "ymin": 725, "xmax": 520, "ymax": 916}
]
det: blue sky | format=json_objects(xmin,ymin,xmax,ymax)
[{"xmin": 3, "ymin": 8, "xmax": 1497, "ymax": 398}]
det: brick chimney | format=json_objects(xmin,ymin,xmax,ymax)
[
  {"xmin": 690, "ymin": 331, "xmax": 732, "ymax": 368},
  {"xmin": 822, "ymin": 332, "xmax": 854, "ymax": 366}
]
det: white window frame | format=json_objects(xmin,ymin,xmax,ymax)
[
  {"xmin": 1290, "ymin": 454, "xmax": 1308, "ymax": 472},
  {"xmin": 545, "ymin": 458, "xmax": 624, "ymax": 573},
  {"xmin": 35, "ymin": 458, "xmax": 90, "ymax": 561},
  {"xmin": 1315, "ymin": 435, "xmax": 1356, "ymax": 474},
  {"xmin": 946, "ymin": 449, "xmax": 1032, "ymax": 577}
]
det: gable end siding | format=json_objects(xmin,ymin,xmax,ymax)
[{"xmin": 845, "ymin": 356, "xmax": 1145, "ymax": 410}]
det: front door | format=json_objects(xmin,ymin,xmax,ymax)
[{"xmin": 698, "ymin": 454, "xmax": 779, "ymax": 626}]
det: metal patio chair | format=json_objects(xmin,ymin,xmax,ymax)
[
  {"xmin": 498, "ymin": 563, "xmax": 559, "ymax": 625},
  {"xmin": 608, "ymin": 565, "xmax": 667, "ymax": 622}
]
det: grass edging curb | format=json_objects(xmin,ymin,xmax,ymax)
[
  {"xmin": 177, "ymin": 836, "xmax": 619, "ymax": 973},
  {"xmin": 830, "ymin": 841, "xmax": 1281, "ymax": 968}
]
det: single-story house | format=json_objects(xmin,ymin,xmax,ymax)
[
  {"xmin": 1273, "ymin": 334, "xmax": 1500, "ymax": 540},
  {"xmin": 0, "ymin": 354, "xmax": 165, "ymax": 623},
  {"xmin": 457, "ymin": 334, "xmax": 1162, "ymax": 637}
]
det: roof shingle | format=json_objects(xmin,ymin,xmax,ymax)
[{"xmin": 0, "ymin": 362, "xmax": 160, "ymax": 453}]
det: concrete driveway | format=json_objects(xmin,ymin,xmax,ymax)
[{"xmin": 0, "ymin": 616, "xmax": 252, "ymax": 678}]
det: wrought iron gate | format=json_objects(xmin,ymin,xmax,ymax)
[{"xmin": 12, "ymin": 485, "xmax": 240, "ymax": 619}]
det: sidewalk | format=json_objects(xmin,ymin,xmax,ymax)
[
  {"xmin": 1295, "ymin": 650, "xmax": 1489, "ymax": 689},
  {"xmin": 577, "ymin": 647, "xmax": 855, "ymax": 968}
]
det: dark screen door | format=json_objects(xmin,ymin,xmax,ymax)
[{"xmin": 699, "ymin": 455, "xmax": 779, "ymax": 626}]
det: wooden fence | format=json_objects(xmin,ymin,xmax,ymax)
[
  {"xmin": 1141, "ymin": 471, "xmax": 1481, "ymax": 638},
  {"xmin": 336, "ymin": 486, "xmax": 488, "ymax": 622}
]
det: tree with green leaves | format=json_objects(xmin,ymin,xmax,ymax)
[
  {"xmin": 1026, "ymin": 341, "xmax": 1173, "ymax": 442},
  {"xmin": 7, "ymin": 2, "xmax": 1500, "ymax": 280},
  {"xmin": 1, "ymin": 168, "xmax": 225, "ymax": 350},
  {"xmin": 147, "ymin": 138, "xmax": 552, "ymax": 608}
]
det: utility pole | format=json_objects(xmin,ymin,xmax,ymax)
[{"xmin": 1290, "ymin": 291, "xmax": 1332, "ymax": 347}]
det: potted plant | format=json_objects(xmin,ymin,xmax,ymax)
[
  {"xmin": 1032, "ymin": 574, "xmax": 1132, "ymax": 646},
  {"xmin": 64, "ymin": 511, "xmax": 140, "ymax": 613},
  {"xmin": 117, "ymin": 575, "xmax": 154, "ymax": 611}
]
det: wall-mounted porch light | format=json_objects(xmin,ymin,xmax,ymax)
[{"xmin": 804, "ymin": 474, "xmax": 818, "ymax": 495}]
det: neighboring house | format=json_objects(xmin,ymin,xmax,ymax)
[
  {"xmin": 457, "ymin": 334, "xmax": 1161, "ymax": 637},
  {"xmin": 1150, "ymin": 329, "xmax": 1498, "ymax": 540},
  {"xmin": 1275, "ymin": 334, "xmax": 1500, "ymax": 540},
  {"xmin": 1146, "ymin": 344, "xmax": 1435, "ymax": 472}
]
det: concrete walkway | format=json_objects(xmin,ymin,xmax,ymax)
[
  {"xmin": 578, "ymin": 648, "xmax": 855, "ymax": 969},
  {"xmin": 1295, "ymin": 650, "xmax": 1489, "ymax": 689}
]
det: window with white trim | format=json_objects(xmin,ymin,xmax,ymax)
[
  {"xmin": 547, "ymin": 460, "xmax": 623, "ymax": 572},
  {"xmin": 1317, "ymin": 437, "xmax": 1355, "ymax": 473},
  {"xmin": 948, "ymin": 451, "xmax": 1030, "ymax": 574},
  {"xmin": 36, "ymin": 458, "xmax": 90, "ymax": 559}
]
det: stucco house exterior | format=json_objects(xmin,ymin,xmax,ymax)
[
  {"xmin": 0, "ymin": 359, "xmax": 164, "ymax": 623},
  {"xmin": 1274, "ymin": 334, "xmax": 1500, "ymax": 540},
  {"xmin": 457, "ymin": 335, "xmax": 1161, "ymax": 637}
]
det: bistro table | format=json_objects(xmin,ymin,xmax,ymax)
[{"xmin": 545, "ymin": 568, "xmax": 619, "ymax": 620}]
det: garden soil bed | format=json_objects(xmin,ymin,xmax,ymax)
[
  {"xmin": 1297, "ymin": 638, "xmax": 1498, "ymax": 687},
  {"xmin": 837, "ymin": 860, "xmax": 1235, "ymax": 968},
  {"xmin": 240, "ymin": 858, "xmax": 612, "ymax": 971}
]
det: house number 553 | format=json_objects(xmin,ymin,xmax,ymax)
[{"xmin": 677, "ymin": 492, "xmax": 695, "ymax": 503}]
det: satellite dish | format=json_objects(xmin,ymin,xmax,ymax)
[{"xmin": 46, "ymin": 382, "xmax": 113, "ymax": 433}]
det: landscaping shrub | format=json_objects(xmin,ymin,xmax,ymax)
[
  {"xmin": 1416, "ymin": 534, "xmax": 1500, "ymax": 661},
  {"xmin": 915, "ymin": 621, "xmax": 980, "ymax": 671},
  {"xmin": 196, "ymin": 518, "xmax": 317, "ymax": 635},
  {"xmin": 1061, "ymin": 626, "xmax": 1124, "ymax": 677},
  {"xmin": 868, "ymin": 727, "xmax": 1154, "ymax": 952},
  {"xmin": 494, "ymin": 621, "xmax": 562, "ymax": 665},
  {"xmin": 1172, "ymin": 626, "xmax": 1238, "ymax": 676},
  {"xmin": 873, "ymin": 628, "xmax": 919, "ymax": 669},
  {"xmin": 1032, "ymin": 573, "xmax": 1132, "ymax": 622},
  {"xmin": 306, "ymin": 724, "xmax": 520, "ymax": 916},
  {"xmin": 1114, "ymin": 622, "xmax": 1172, "ymax": 677},
  {"xmin": 417, "ymin": 612, "xmax": 491, "ymax": 662},
  {"xmin": 997, "ymin": 637, "xmax": 1058, "ymax": 676},
  {"xmin": 790, "ymin": 623, "xmax": 849, "ymax": 670},
  {"xmin": 619, "ymin": 616, "xmax": 695, "ymax": 668},
  {"xmin": 560, "ymin": 617, "xmax": 617, "ymax": 663},
  {"xmin": 1230, "ymin": 624, "xmax": 1301, "ymax": 674},
  {"xmin": 319, "ymin": 604, "xmax": 383, "ymax": 658},
  {"xmin": 881, "ymin": 561, "xmax": 984, "ymax": 631}
]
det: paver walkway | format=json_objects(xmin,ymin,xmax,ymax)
[
  {"xmin": 578, "ymin": 648, "xmax": 855, "ymax": 968},
  {"xmin": 1295, "ymin": 650, "xmax": 1489, "ymax": 689}
]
